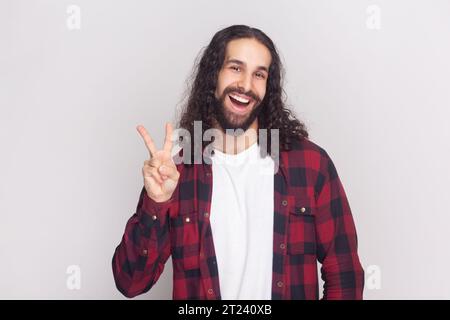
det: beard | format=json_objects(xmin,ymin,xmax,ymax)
[{"xmin": 211, "ymin": 87, "xmax": 264, "ymax": 134}]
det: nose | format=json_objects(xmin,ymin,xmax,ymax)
[{"xmin": 236, "ymin": 72, "xmax": 252, "ymax": 94}]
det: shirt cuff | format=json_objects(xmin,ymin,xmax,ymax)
[{"xmin": 140, "ymin": 192, "xmax": 173, "ymax": 219}]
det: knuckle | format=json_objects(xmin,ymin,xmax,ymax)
[
  {"xmin": 149, "ymin": 158, "xmax": 159, "ymax": 167},
  {"xmin": 150, "ymin": 171, "xmax": 161, "ymax": 179}
]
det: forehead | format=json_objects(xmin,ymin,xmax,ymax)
[{"xmin": 223, "ymin": 38, "xmax": 272, "ymax": 69}]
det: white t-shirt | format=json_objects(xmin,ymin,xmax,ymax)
[{"xmin": 210, "ymin": 142, "xmax": 275, "ymax": 300}]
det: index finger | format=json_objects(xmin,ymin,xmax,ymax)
[{"xmin": 136, "ymin": 125, "xmax": 157, "ymax": 158}]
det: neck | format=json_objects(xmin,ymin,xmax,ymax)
[{"xmin": 213, "ymin": 119, "xmax": 258, "ymax": 154}]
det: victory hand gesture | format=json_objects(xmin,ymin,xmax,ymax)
[{"xmin": 137, "ymin": 123, "xmax": 180, "ymax": 203}]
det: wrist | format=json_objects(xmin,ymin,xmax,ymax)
[{"xmin": 147, "ymin": 193, "xmax": 173, "ymax": 203}]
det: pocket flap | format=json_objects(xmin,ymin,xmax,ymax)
[{"xmin": 287, "ymin": 195, "xmax": 317, "ymax": 255}]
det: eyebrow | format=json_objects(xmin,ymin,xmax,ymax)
[{"xmin": 225, "ymin": 58, "xmax": 269, "ymax": 73}]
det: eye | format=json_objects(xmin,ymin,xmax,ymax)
[
  {"xmin": 230, "ymin": 65, "xmax": 241, "ymax": 72},
  {"xmin": 255, "ymin": 72, "xmax": 266, "ymax": 79}
]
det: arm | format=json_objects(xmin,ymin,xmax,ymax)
[
  {"xmin": 315, "ymin": 150, "xmax": 364, "ymax": 300},
  {"xmin": 112, "ymin": 186, "xmax": 173, "ymax": 298},
  {"xmin": 112, "ymin": 123, "xmax": 179, "ymax": 297}
]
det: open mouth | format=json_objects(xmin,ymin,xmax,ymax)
[{"xmin": 228, "ymin": 93, "xmax": 252, "ymax": 113}]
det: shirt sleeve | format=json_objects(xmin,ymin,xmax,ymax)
[
  {"xmin": 315, "ymin": 150, "xmax": 365, "ymax": 300},
  {"xmin": 112, "ymin": 186, "xmax": 174, "ymax": 298}
]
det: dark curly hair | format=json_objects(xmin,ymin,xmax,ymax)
[{"xmin": 177, "ymin": 25, "xmax": 308, "ymax": 158}]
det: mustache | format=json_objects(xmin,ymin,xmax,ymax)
[{"xmin": 221, "ymin": 86, "xmax": 261, "ymax": 104}]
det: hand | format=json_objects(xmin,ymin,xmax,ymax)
[{"xmin": 137, "ymin": 122, "xmax": 180, "ymax": 203}]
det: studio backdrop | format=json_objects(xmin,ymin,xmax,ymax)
[{"xmin": 1, "ymin": 0, "xmax": 449, "ymax": 299}]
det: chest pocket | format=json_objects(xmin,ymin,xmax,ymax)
[
  {"xmin": 287, "ymin": 196, "xmax": 317, "ymax": 255},
  {"xmin": 170, "ymin": 211, "xmax": 201, "ymax": 270}
]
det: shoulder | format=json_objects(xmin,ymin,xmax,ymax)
[
  {"xmin": 287, "ymin": 137, "xmax": 331, "ymax": 162},
  {"xmin": 283, "ymin": 137, "xmax": 341, "ymax": 182}
]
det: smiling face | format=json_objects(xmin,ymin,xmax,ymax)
[{"xmin": 213, "ymin": 38, "xmax": 272, "ymax": 132}]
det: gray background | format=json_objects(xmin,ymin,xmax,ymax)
[{"xmin": 1, "ymin": 0, "xmax": 449, "ymax": 299}]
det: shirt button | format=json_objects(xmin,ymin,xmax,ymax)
[
  {"xmin": 277, "ymin": 281, "xmax": 284, "ymax": 288},
  {"xmin": 281, "ymin": 200, "xmax": 288, "ymax": 206},
  {"xmin": 204, "ymin": 212, "xmax": 209, "ymax": 218},
  {"xmin": 279, "ymin": 243, "xmax": 286, "ymax": 250},
  {"xmin": 185, "ymin": 217, "xmax": 190, "ymax": 223},
  {"xmin": 142, "ymin": 249, "xmax": 148, "ymax": 256},
  {"xmin": 300, "ymin": 207, "xmax": 306, "ymax": 213},
  {"xmin": 206, "ymin": 172, "xmax": 211, "ymax": 177},
  {"xmin": 152, "ymin": 215, "xmax": 157, "ymax": 220},
  {"xmin": 208, "ymin": 288, "xmax": 214, "ymax": 295}
]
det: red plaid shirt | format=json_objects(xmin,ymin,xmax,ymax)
[{"xmin": 112, "ymin": 137, "xmax": 364, "ymax": 299}]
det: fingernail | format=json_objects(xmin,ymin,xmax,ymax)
[{"xmin": 159, "ymin": 166, "xmax": 165, "ymax": 173}]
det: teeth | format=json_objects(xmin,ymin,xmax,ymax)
[{"xmin": 230, "ymin": 94, "xmax": 250, "ymax": 104}]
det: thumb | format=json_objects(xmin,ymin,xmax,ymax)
[{"xmin": 158, "ymin": 164, "xmax": 179, "ymax": 180}]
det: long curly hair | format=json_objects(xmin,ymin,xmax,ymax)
[{"xmin": 177, "ymin": 25, "xmax": 308, "ymax": 157}]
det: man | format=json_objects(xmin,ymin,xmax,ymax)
[{"xmin": 112, "ymin": 25, "xmax": 364, "ymax": 300}]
